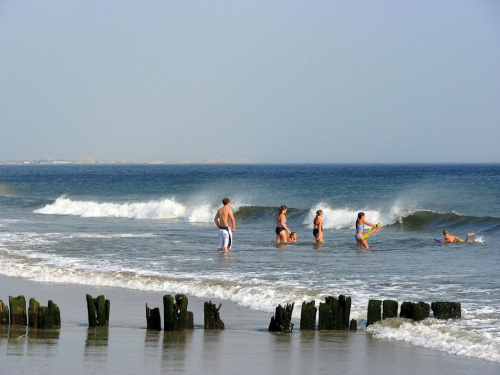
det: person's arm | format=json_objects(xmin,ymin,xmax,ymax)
[
  {"xmin": 279, "ymin": 214, "xmax": 291, "ymax": 234},
  {"xmin": 318, "ymin": 218, "xmax": 323, "ymax": 232},
  {"xmin": 214, "ymin": 211, "xmax": 220, "ymax": 228},
  {"xmin": 230, "ymin": 210, "xmax": 236, "ymax": 232},
  {"xmin": 362, "ymin": 219, "xmax": 376, "ymax": 227}
]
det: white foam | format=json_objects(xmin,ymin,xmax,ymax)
[
  {"xmin": 302, "ymin": 202, "xmax": 435, "ymax": 229},
  {"xmin": 35, "ymin": 196, "xmax": 251, "ymax": 224},
  {"xmin": 367, "ymin": 319, "xmax": 500, "ymax": 363},
  {"xmin": 304, "ymin": 203, "xmax": 384, "ymax": 229},
  {"xmin": 36, "ymin": 196, "xmax": 188, "ymax": 220}
]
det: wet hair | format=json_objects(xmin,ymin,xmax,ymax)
[
  {"xmin": 356, "ymin": 212, "xmax": 364, "ymax": 226},
  {"xmin": 443, "ymin": 229, "xmax": 449, "ymax": 235},
  {"xmin": 222, "ymin": 198, "xmax": 230, "ymax": 205},
  {"xmin": 279, "ymin": 205, "xmax": 287, "ymax": 213},
  {"xmin": 316, "ymin": 210, "xmax": 323, "ymax": 217}
]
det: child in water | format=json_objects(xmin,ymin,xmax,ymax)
[
  {"xmin": 288, "ymin": 232, "xmax": 297, "ymax": 242},
  {"xmin": 355, "ymin": 212, "xmax": 379, "ymax": 249},
  {"xmin": 441, "ymin": 230, "xmax": 476, "ymax": 243}
]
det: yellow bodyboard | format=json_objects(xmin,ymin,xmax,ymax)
[{"xmin": 361, "ymin": 223, "xmax": 382, "ymax": 240}]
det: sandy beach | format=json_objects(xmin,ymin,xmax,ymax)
[{"xmin": 0, "ymin": 275, "xmax": 497, "ymax": 375}]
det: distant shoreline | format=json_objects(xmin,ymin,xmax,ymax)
[
  {"xmin": 1, "ymin": 161, "xmax": 498, "ymax": 166},
  {"xmin": 0, "ymin": 159, "xmax": 251, "ymax": 165}
]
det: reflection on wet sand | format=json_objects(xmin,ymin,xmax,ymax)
[
  {"xmin": 27, "ymin": 328, "xmax": 60, "ymax": 358},
  {"xmin": 85, "ymin": 327, "xmax": 109, "ymax": 357},
  {"xmin": 1, "ymin": 326, "xmax": 60, "ymax": 357},
  {"xmin": 162, "ymin": 330, "xmax": 193, "ymax": 373}
]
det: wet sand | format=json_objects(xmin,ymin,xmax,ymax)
[{"xmin": 1, "ymin": 275, "xmax": 498, "ymax": 374}]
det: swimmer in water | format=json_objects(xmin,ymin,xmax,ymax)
[
  {"xmin": 441, "ymin": 230, "xmax": 476, "ymax": 243},
  {"xmin": 276, "ymin": 205, "xmax": 292, "ymax": 243},
  {"xmin": 355, "ymin": 212, "xmax": 379, "ymax": 249},
  {"xmin": 313, "ymin": 210, "xmax": 323, "ymax": 243},
  {"xmin": 214, "ymin": 198, "xmax": 236, "ymax": 252}
]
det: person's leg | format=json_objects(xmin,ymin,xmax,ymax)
[
  {"xmin": 464, "ymin": 233, "xmax": 475, "ymax": 243},
  {"xmin": 280, "ymin": 230, "xmax": 288, "ymax": 242},
  {"xmin": 217, "ymin": 229, "xmax": 224, "ymax": 251},
  {"xmin": 318, "ymin": 231, "xmax": 323, "ymax": 243},
  {"xmin": 223, "ymin": 229, "xmax": 232, "ymax": 252}
]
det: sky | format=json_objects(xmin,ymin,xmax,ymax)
[{"xmin": 1, "ymin": 0, "xmax": 499, "ymax": 163}]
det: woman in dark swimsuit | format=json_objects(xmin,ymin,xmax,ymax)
[
  {"xmin": 313, "ymin": 210, "xmax": 323, "ymax": 243},
  {"xmin": 276, "ymin": 205, "xmax": 291, "ymax": 243}
]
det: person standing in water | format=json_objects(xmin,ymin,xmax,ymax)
[
  {"xmin": 214, "ymin": 198, "xmax": 236, "ymax": 252},
  {"xmin": 355, "ymin": 212, "xmax": 378, "ymax": 249},
  {"xmin": 313, "ymin": 210, "xmax": 323, "ymax": 243},
  {"xmin": 276, "ymin": 205, "xmax": 292, "ymax": 243}
]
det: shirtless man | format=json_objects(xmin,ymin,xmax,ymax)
[
  {"xmin": 214, "ymin": 198, "xmax": 236, "ymax": 252},
  {"xmin": 442, "ymin": 229, "xmax": 475, "ymax": 243}
]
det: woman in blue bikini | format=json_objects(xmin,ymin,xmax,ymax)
[{"xmin": 355, "ymin": 212, "xmax": 377, "ymax": 249}]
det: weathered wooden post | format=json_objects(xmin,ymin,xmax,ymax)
[
  {"xmin": 366, "ymin": 299, "xmax": 382, "ymax": 327},
  {"xmin": 186, "ymin": 311, "xmax": 194, "ymax": 329},
  {"xmin": 300, "ymin": 301, "xmax": 317, "ymax": 330},
  {"xmin": 163, "ymin": 294, "xmax": 188, "ymax": 331},
  {"xmin": 204, "ymin": 301, "xmax": 225, "ymax": 329},
  {"xmin": 400, "ymin": 301, "xmax": 429, "ymax": 321},
  {"xmin": 86, "ymin": 294, "xmax": 110, "ymax": 327},
  {"xmin": 269, "ymin": 303, "xmax": 294, "ymax": 333},
  {"xmin": 32, "ymin": 300, "xmax": 61, "ymax": 329},
  {"xmin": 146, "ymin": 304, "xmax": 161, "ymax": 331},
  {"xmin": 318, "ymin": 296, "xmax": 336, "ymax": 330},
  {"xmin": 339, "ymin": 295, "xmax": 351, "ymax": 330},
  {"xmin": 39, "ymin": 300, "xmax": 61, "ymax": 328},
  {"xmin": 9, "ymin": 295, "xmax": 27, "ymax": 326},
  {"xmin": 400, "ymin": 302, "xmax": 413, "ymax": 319},
  {"xmin": 350, "ymin": 319, "xmax": 357, "ymax": 331},
  {"xmin": 29, "ymin": 298, "xmax": 40, "ymax": 328},
  {"xmin": 0, "ymin": 300, "xmax": 9, "ymax": 325},
  {"xmin": 382, "ymin": 300, "xmax": 398, "ymax": 320},
  {"xmin": 431, "ymin": 302, "xmax": 461, "ymax": 319},
  {"xmin": 318, "ymin": 295, "xmax": 351, "ymax": 330}
]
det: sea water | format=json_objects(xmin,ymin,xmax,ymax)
[{"xmin": 0, "ymin": 164, "xmax": 498, "ymax": 362}]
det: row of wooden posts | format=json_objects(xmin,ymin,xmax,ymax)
[
  {"xmin": 0, "ymin": 294, "xmax": 461, "ymax": 333},
  {"xmin": 0, "ymin": 296, "xmax": 61, "ymax": 329}
]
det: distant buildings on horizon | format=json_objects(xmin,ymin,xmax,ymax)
[{"xmin": 0, "ymin": 157, "xmax": 251, "ymax": 165}]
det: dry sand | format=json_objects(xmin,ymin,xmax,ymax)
[{"xmin": 0, "ymin": 275, "xmax": 498, "ymax": 375}]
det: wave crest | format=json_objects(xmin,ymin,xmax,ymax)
[{"xmin": 35, "ymin": 196, "xmax": 188, "ymax": 220}]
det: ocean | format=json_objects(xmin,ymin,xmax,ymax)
[{"xmin": 0, "ymin": 163, "xmax": 498, "ymax": 362}]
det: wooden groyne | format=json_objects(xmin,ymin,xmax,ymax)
[
  {"xmin": 86, "ymin": 294, "xmax": 110, "ymax": 327},
  {"xmin": 0, "ymin": 293, "xmax": 463, "ymax": 334},
  {"xmin": 0, "ymin": 300, "xmax": 9, "ymax": 325},
  {"xmin": 29, "ymin": 298, "xmax": 61, "ymax": 329},
  {"xmin": 268, "ymin": 303, "xmax": 294, "ymax": 333},
  {"xmin": 318, "ymin": 295, "xmax": 352, "ymax": 331},
  {"xmin": 367, "ymin": 299, "xmax": 461, "ymax": 326},
  {"xmin": 0, "ymin": 296, "xmax": 61, "ymax": 329},
  {"xmin": 204, "ymin": 301, "xmax": 225, "ymax": 330}
]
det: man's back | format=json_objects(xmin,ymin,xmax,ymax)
[{"xmin": 216, "ymin": 205, "xmax": 233, "ymax": 228}]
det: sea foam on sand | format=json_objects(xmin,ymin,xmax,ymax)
[{"xmin": 1, "ymin": 275, "xmax": 499, "ymax": 375}]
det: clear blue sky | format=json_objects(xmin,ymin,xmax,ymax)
[{"xmin": 1, "ymin": 1, "xmax": 499, "ymax": 163}]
